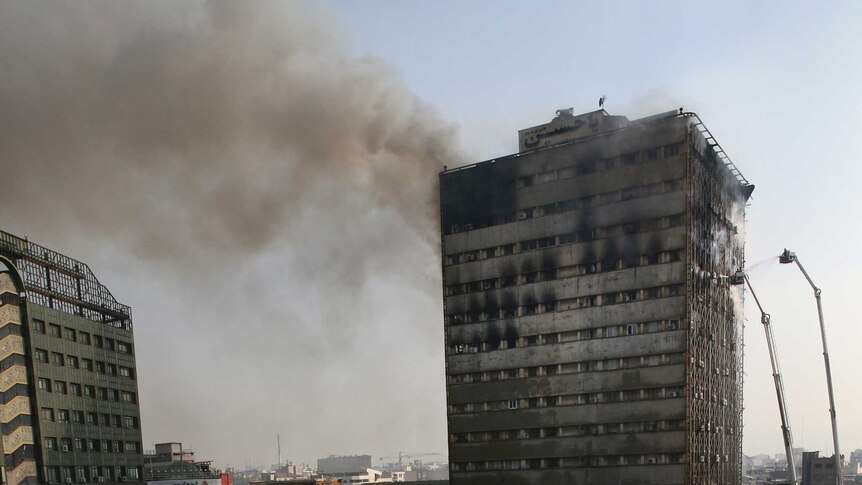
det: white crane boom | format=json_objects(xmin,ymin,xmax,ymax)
[{"xmin": 736, "ymin": 272, "xmax": 797, "ymax": 484}]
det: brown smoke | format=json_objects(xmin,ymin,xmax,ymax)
[
  {"xmin": 0, "ymin": 1, "xmax": 456, "ymax": 263},
  {"xmin": 0, "ymin": 0, "xmax": 459, "ymax": 466}
]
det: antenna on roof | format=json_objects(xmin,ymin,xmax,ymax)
[{"xmin": 599, "ymin": 95, "xmax": 606, "ymax": 108}]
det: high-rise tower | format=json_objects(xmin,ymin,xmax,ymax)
[
  {"xmin": 0, "ymin": 230, "xmax": 143, "ymax": 485},
  {"xmin": 439, "ymin": 108, "xmax": 752, "ymax": 485}
]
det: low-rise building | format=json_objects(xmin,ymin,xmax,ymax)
[
  {"xmin": 802, "ymin": 451, "xmax": 844, "ymax": 485},
  {"xmin": 317, "ymin": 456, "xmax": 371, "ymax": 479},
  {"xmin": 143, "ymin": 442, "xmax": 227, "ymax": 485}
]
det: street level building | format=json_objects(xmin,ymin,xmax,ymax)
[
  {"xmin": 0, "ymin": 230, "xmax": 144, "ymax": 485},
  {"xmin": 439, "ymin": 108, "xmax": 753, "ymax": 484}
]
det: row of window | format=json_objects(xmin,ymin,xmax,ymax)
[
  {"xmin": 450, "ymin": 452, "xmax": 686, "ymax": 472},
  {"xmin": 448, "ymin": 352, "xmax": 684, "ymax": 385},
  {"xmin": 37, "ymin": 379, "xmax": 137, "ymax": 403},
  {"xmin": 34, "ymin": 350, "xmax": 135, "ymax": 379},
  {"xmin": 446, "ymin": 143, "xmax": 684, "ymax": 235},
  {"xmin": 446, "ymin": 250, "xmax": 684, "ymax": 296},
  {"xmin": 445, "ymin": 213, "xmax": 686, "ymax": 266},
  {"xmin": 44, "ymin": 437, "xmax": 140, "ymax": 454},
  {"xmin": 32, "ymin": 319, "xmax": 133, "ymax": 354},
  {"xmin": 450, "ymin": 318, "xmax": 683, "ymax": 355},
  {"xmin": 40, "ymin": 408, "xmax": 139, "ymax": 428},
  {"xmin": 448, "ymin": 386, "xmax": 684, "ymax": 415},
  {"xmin": 45, "ymin": 465, "xmax": 141, "ymax": 484},
  {"xmin": 446, "ymin": 284, "xmax": 684, "ymax": 325},
  {"xmin": 450, "ymin": 418, "xmax": 686, "ymax": 443}
]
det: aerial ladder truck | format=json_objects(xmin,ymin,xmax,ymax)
[{"xmin": 731, "ymin": 271, "xmax": 797, "ymax": 484}]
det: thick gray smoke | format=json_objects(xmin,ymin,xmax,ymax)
[{"xmin": 0, "ymin": 1, "xmax": 459, "ymax": 467}]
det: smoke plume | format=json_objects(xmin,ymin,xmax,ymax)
[{"xmin": 0, "ymin": 1, "xmax": 459, "ymax": 466}]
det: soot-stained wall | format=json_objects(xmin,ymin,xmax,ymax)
[{"xmin": 440, "ymin": 112, "xmax": 749, "ymax": 485}]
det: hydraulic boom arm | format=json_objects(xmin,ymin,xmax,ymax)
[
  {"xmin": 780, "ymin": 249, "xmax": 842, "ymax": 485},
  {"xmin": 741, "ymin": 273, "xmax": 797, "ymax": 484}
]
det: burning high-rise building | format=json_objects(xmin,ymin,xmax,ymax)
[
  {"xmin": 439, "ymin": 108, "xmax": 753, "ymax": 484},
  {"xmin": 0, "ymin": 230, "xmax": 143, "ymax": 485}
]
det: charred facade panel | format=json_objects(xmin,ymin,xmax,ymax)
[{"xmin": 440, "ymin": 109, "xmax": 750, "ymax": 485}]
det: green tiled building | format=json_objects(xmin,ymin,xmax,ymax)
[{"xmin": 0, "ymin": 230, "xmax": 143, "ymax": 485}]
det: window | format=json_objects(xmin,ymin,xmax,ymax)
[
  {"xmin": 99, "ymin": 414, "xmax": 109, "ymax": 426},
  {"xmin": 63, "ymin": 327, "xmax": 76, "ymax": 341},
  {"xmin": 38, "ymin": 378, "xmax": 51, "ymax": 392},
  {"xmin": 32, "ymin": 319, "xmax": 46, "ymax": 334},
  {"xmin": 49, "ymin": 324, "xmax": 61, "ymax": 338},
  {"xmin": 120, "ymin": 366, "xmax": 135, "ymax": 379},
  {"xmin": 57, "ymin": 409, "xmax": 69, "ymax": 423},
  {"xmin": 507, "ymin": 400, "xmax": 518, "ymax": 410},
  {"xmin": 117, "ymin": 341, "xmax": 131, "ymax": 354},
  {"xmin": 72, "ymin": 410, "xmax": 84, "ymax": 423},
  {"xmin": 82, "ymin": 359, "xmax": 93, "ymax": 371},
  {"xmin": 79, "ymin": 332, "xmax": 91, "ymax": 345},
  {"xmin": 113, "ymin": 441, "xmax": 121, "ymax": 453},
  {"xmin": 93, "ymin": 335, "xmax": 103, "ymax": 348},
  {"xmin": 128, "ymin": 468, "xmax": 140, "ymax": 480},
  {"xmin": 55, "ymin": 381, "xmax": 67, "ymax": 394},
  {"xmin": 42, "ymin": 407, "xmax": 54, "ymax": 421},
  {"xmin": 104, "ymin": 338, "xmax": 115, "ymax": 351},
  {"xmin": 60, "ymin": 438, "xmax": 72, "ymax": 452},
  {"xmin": 110, "ymin": 414, "xmax": 120, "ymax": 427},
  {"xmin": 84, "ymin": 385, "xmax": 95, "ymax": 398},
  {"xmin": 35, "ymin": 349, "xmax": 48, "ymax": 363},
  {"xmin": 70, "ymin": 383, "xmax": 81, "ymax": 396},
  {"xmin": 76, "ymin": 467, "xmax": 86, "ymax": 482},
  {"xmin": 97, "ymin": 387, "xmax": 107, "ymax": 400},
  {"xmin": 124, "ymin": 441, "xmax": 139, "ymax": 453},
  {"xmin": 106, "ymin": 363, "xmax": 117, "ymax": 376},
  {"xmin": 88, "ymin": 442, "xmax": 97, "ymax": 453},
  {"xmin": 122, "ymin": 416, "xmax": 137, "ymax": 429},
  {"xmin": 51, "ymin": 352, "xmax": 64, "ymax": 366},
  {"xmin": 85, "ymin": 412, "xmax": 96, "ymax": 425},
  {"xmin": 101, "ymin": 440, "xmax": 110, "ymax": 452},
  {"xmin": 46, "ymin": 467, "xmax": 60, "ymax": 484},
  {"xmin": 67, "ymin": 355, "xmax": 78, "ymax": 369},
  {"xmin": 45, "ymin": 437, "xmax": 57, "ymax": 449},
  {"xmin": 95, "ymin": 361, "xmax": 105, "ymax": 374},
  {"xmin": 108, "ymin": 389, "xmax": 119, "ymax": 401}
]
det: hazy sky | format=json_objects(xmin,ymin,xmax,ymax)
[
  {"xmin": 327, "ymin": 0, "xmax": 862, "ymax": 458},
  {"xmin": 1, "ymin": 0, "xmax": 861, "ymax": 468}
]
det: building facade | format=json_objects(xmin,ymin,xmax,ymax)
[
  {"xmin": 801, "ymin": 451, "xmax": 843, "ymax": 485},
  {"xmin": 0, "ymin": 230, "xmax": 144, "ymax": 485},
  {"xmin": 439, "ymin": 109, "xmax": 753, "ymax": 484}
]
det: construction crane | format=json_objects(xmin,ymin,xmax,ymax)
[
  {"xmin": 731, "ymin": 271, "xmax": 797, "ymax": 484},
  {"xmin": 379, "ymin": 452, "xmax": 443, "ymax": 469},
  {"xmin": 780, "ymin": 249, "xmax": 842, "ymax": 485}
]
